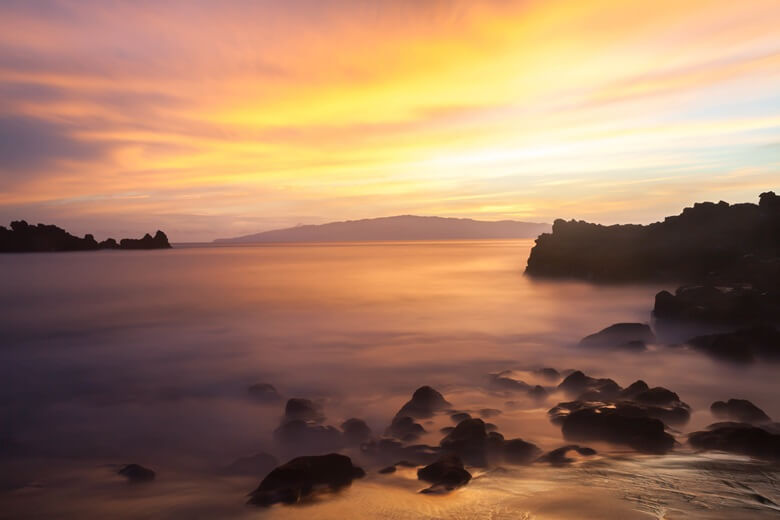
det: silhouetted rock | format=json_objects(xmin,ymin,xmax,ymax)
[
  {"xmin": 689, "ymin": 423, "xmax": 780, "ymax": 461},
  {"xmin": 538, "ymin": 445, "xmax": 597, "ymax": 465},
  {"xmin": 395, "ymin": 386, "xmax": 451, "ymax": 418},
  {"xmin": 0, "ymin": 220, "xmax": 172, "ymax": 252},
  {"xmin": 440, "ymin": 418, "xmax": 489, "ymax": 466},
  {"xmin": 618, "ymin": 380, "xmax": 650, "ymax": 400},
  {"xmin": 711, "ymin": 399, "xmax": 771, "ymax": 424},
  {"xmin": 579, "ymin": 323, "xmax": 655, "ymax": 350},
  {"xmin": 687, "ymin": 326, "xmax": 780, "ymax": 363},
  {"xmin": 386, "ymin": 416, "xmax": 425, "ymax": 441},
  {"xmin": 557, "ymin": 370, "xmax": 620, "ymax": 399},
  {"xmin": 633, "ymin": 387, "xmax": 681, "ymax": 406},
  {"xmin": 536, "ymin": 367, "xmax": 561, "ymax": 380},
  {"xmin": 117, "ymin": 464, "xmax": 155, "ymax": 482},
  {"xmin": 273, "ymin": 420, "xmax": 342, "ymax": 453},
  {"xmin": 503, "ymin": 438, "xmax": 542, "ymax": 464},
  {"xmin": 284, "ymin": 398, "xmax": 324, "ymax": 422},
  {"xmin": 225, "ymin": 452, "xmax": 278, "ymax": 476},
  {"xmin": 378, "ymin": 465, "xmax": 397, "ymax": 474},
  {"xmin": 417, "ymin": 454, "xmax": 471, "ymax": 492},
  {"xmin": 525, "ymin": 192, "xmax": 780, "ymax": 285},
  {"xmin": 654, "ymin": 285, "xmax": 780, "ymax": 325},
  {"xmin": 341, "ymin": 418, "xmax": 372, "ymax": 445},
  {"xmin": 248, "ymin": 383, "xmax": 282, "ymax": 402},
  {"xmin": 560, "ymin": 407, "xmax": 675, "ymax": 454},
  {"xmin": 247, "ymin": 453, "xmax": 365, "ymax": 506},
  {"xmin": 450, "ymin": 412, "xmax": 471, "ymax": 423}
]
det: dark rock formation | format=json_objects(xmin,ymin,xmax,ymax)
[
  {"xmin": 686, "ymin": 326, "xmax": 780, "ymax": 363},
  {"xmin": 688, "ymin": 423, "xmax": 780, "ymax": 461},
  {"xmin": 502, "ymin": 437, "xmax": 542, "ymax": 464},
  {"xmin": 711, "ymin": 399, "xmax": 771, "ymax": 424},
  {"xmin": 557, "ymin": 370, "xmax": 621, "ymax": 399},
  {"xmin": 0, "ymin": 220, "xmax": 171, "ymax": 252},
  {"xmin": 385, "ymin": 416, "xmax": 425, "ymax": 441},
  {"xmin": 395, "ymin": 386, "xmax": 451, "ymax": 418},
  {"xmin": 579, "ymin": 323, "xmax": 656, "ymax": 350},
  {"xmin": 284, "ymin": 398, "xmax": 324, "ymax": 423},
  {"xmin": 537, "ymin": 445, "xmax": 597, "ymax": 465},
  {"xmin": 654, "ymin": 285, "xmax": 780, "ymax": 325},
  {"xmin": 247, "ymin": 453, "xmax": 365, "ymax": 506},
  {"xmin": 247, "ymin": 383, "xmax": 282, "ymax": 402},
  {"xmin": 341, "ymin": 418, "xmax": 372, "ymax": 445},
  {"xmin": 536, "ymin": 367, "xmax": 561, "ymax": 380},
  {"xmin": 438, "ymin": 418, "xmax": 540, "ymax": 466},
  {"xmin": 225, "ymin": 452, "xmax": 278, "ymax": 476},
  {"xmin": 417, "ymin": 454, "xmax": 471, "ymax": 492},
  {"xmin": 560, "ymin": 407, "xmax": 675, "ymax": 454},
  {"xmin": 117, "ymin": 464, "xmax": 156, "ymax": 482},
  {"xmin": 525, "ymin": 192, "xmax": 780, "ymax": 285}
]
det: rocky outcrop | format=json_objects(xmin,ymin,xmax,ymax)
[
  {"xmin": 417, "ymin": 454, "xmax": 471, "ymax": 493},
  {"xmin": 711, "ymin": 399, "xmax": 771, "ymax": 424},
  {"xmin": 0, "ymin": 220, "xmax": 171, "ymax": 252},
  {"xmin": 247, "ymin": 454, "xmax": 365, "ymax": 506},
  {"xmin": 688, "ymin": 422, "xmax": 780, "ymax": 461},
  {"xmin": 525, "ymin": 192, "xmax": 780, "ymax": 285},
  {"xmin": 395, "ymin": 386, "xmax": 451, "ymax": 419},
  {"xmin": 579, "ymin": 323, "xmax": 656, "ymax": 350},
  {"xmin": 654, "ymin": 285, "xmax": 780, "ymax": 325}
]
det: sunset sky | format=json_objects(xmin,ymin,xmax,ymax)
[{"xmin": 1, "ymin": 0, "xmax": 779, "ymax": 241}]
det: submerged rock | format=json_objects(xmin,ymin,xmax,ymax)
[
  {"xmin": 710, "ymin": 399, "xmax": 771, "ymax": 424},
  {"xmin": 117, "ymin": 464, "xmax": 156, "ymax": 482},
  {"xmin": 557, "ymin": 370, "xmax": 620, "ymax": 399},
  {"xmin": 687, "ymin": 326, "xmax": 780, "ymax": 363},
  {"xmin": 503, "ymin": 438, "xmax": 542, "ymax": 464},
  {"xmin": 247, "ymin": 453, "xmax": 365, "ymax": 506},
  {"xmin": 688, "ymin": 423, "xmax": 780, "ymax": 461},
  {"xmin": 396, "ymin": 386, "xmax": 451, "ymax": 418},
  {"xmin": 247, "ymin": 383, "xmax": 282, "ymax": 402},
  {"xmin": 284, "ymin": 398, "xmax": 324, "ymax": 422},
  {"xmin": 654, "ymin": 285, "xmax": 780, "ymax": 325},
  {"xmin": 538, "ymin": 445, "xmax": 597, "ymax": 465},
  {"xmin": 341, "ymin": 418, "xmax": 372, "ymax": 445},
  {"xmin": 385, "ymin": 416, "xmax": 425, "ymax": 441},
  {"xmin": 579, "ymin": 323, "xmax": 656, "ymax": 350},
  {"xmin": 417, "ymin": 454, "xmax": 471, "ymax": 492}
]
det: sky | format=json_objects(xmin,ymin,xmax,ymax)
[{"xmin": 0, "ymin": 0, "xmax": 779, "ymax": 242}]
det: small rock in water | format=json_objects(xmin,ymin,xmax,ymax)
[
  {"xmin": 395, "ymin": 386, "xmax": 451, "ymax": 419},
  {"xmin": 417, "ymin": 454, "xmax": 471, "ymax": 492},
  {"xmin": 284, "ymin": 398, "xmax": 324, "ymax": 422},
  {"xmin": 117, "ymin": 464, "xmax": 155, "ymax": 482},
  {"xmin": 578, "ymin": 323, "xmax": 656, "ymax": 350}
]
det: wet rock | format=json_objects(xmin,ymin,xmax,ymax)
[
  {"xmin": 633, "ymin": 387, "xmax": 681, "ymax": 406},
  {"xmin": 618, "ymin": 380, "xmax": 650, "ymax": 400},
  {"xmin": 560, "ymin": 407, "xmax": 675, "ymax": 454},
  {"xmin": 225, "ymin": 452, "xmax": 278, "ymax": 476},
  {"xmin": 273, "ymin": 420, "xmax": 343, "ymax": 452},
  {"xmin": 396, "ymin": 386, "xmax": 451, "ymax": 418},
  {"xmin": 386, "ymin": 416, "xmax": 426, "ymax": 441},
  {"xmin": 247, "ymin": 383, "xmax": 281, "ymax": 402},
  {"xmin": 417, "ymin": 454, "xmax": 471, "ymax": 492},
  {"xmin": 118, "ymin": 464, "xmax": 155, "ymax": 482},
  {"xmin": 479, "ymin": 408, "xmax": 502, "ymax": 418},
  {"xmin": 557, "ymin": 371, "xmax": 620, "ymax": 399},
  {"xmin": 440, "ymin": 418, "xmax": 489, "ymax": 466},
  {"xmin": 687, "ymin": 325, "xmax": 780, "ymax": 363},
  {"xmin": 247, "ymin": 453, "xmax": 365, "ymax": 506},
  {"xmin": 284, "ymin": 398, "xmax": 324, "ymax": 422},
  {"xmin": 450, "ymin": 412, "xmax": 471, "ymax": 423},
  {"xmin": 503, "ymin": 438, "xmax": 542, "ymax": 464},
  {"xmin": 711, "ymin": 399, "xmax": 771, "ymax": 424},
  {"xmin": 549, "ymin": 399, "xmax": 690, "ymax": 428},
  {"xmin": 538, "ymin": 445, "xmax": 597, "ymax": 465},
  {"xmin": 341, "ymin": 418, "xmax": 372, "ymax": 445},
  {"xmin": 688, "ymin": 423, "xmax": 780, "ymax": 461},
  {"xmin": 579, "ymin": 323, "xmax": 656, "ymax": 350}
]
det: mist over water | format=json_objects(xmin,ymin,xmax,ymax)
[{"xmin": 1, "ymin": 240, "xmax": 778, "ymax": 518}]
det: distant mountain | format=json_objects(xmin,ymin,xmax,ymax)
[{"xmin": 214, "ymin": 215, "xmax": 551, "ymax": 244}]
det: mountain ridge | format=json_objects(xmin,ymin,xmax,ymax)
[{"xmin": 214, "ymin": 215, "xmax": 550, "ymax": 244}]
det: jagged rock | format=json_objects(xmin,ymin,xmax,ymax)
[
  {"xmin": 711, "ymin": 399, "xmax": 771, "ymax": 424},
  {"xmin": 247, "ymin": 383, "xmax": 282, "ymax": 402},
  {"xmin": 225, "ymin": 452, "xmax": 278, "ymax": 476},
  {"xmin": 395, "ymin": 386, "xmax": 451, "ymax": 418},
  {"xmin": 689, "ymin": 423, "xmax": 780, "ymax": 461},
  {"xmin": 117, "ymin": 464, "xmax": 155, "ymax": 482},
  {"xmin": 417, "ymin": 454, "xmax": 471, "ymax": 492},
  {"xmin": 385, "ymin": 416, "xmax": 425, "ymax": 441},
  {"xmin": 119, "ymin": 230, "xmax": 171, "ymax": 250},
  {"xmin": 247, "ymin": 454, "xmax": 365, "ymax": 506},
  {"xmin": 284, "ymin": 398, "xmax": 324, "ymax": 423},
  {"xmin": 557, "ymin": 370, "xmax": 620, "ymax": 399},
  {"xmin": 687, "ymin": 326, "xmax": 780, "ymax": 363},
  {"xmin": 579, "ymin": 323, "xmax": 656, "ymax": 350},
  {"xmin": 341, "ymin": 418, "xmax": 372, "ymax": 445},
  {"xmin": 538, "ymin": 445, "xmax": 597, "ymax": 465},
  {"xmin": 0, "ymin": 220, "xmax": 171, "ymax": 252}
]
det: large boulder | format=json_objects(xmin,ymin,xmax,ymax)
[
  {"xmin": 284, "ymin": 398, "xmax": 324, "ymax": 422},
  {"xmin": 417, "ymin": 454, "xmax": 471, "ymax": 492},
  {"xmin": 557, "ymin": 370, "xmax": 621, "ymax": 399},
  {"xmin": 341, "ymin": 418, "xmax": 372, "ymax": 445},
  {"xmin": 560, "ymin": 407, "xmax": 675, "ymax": 454},
  {"xmin": 688, "ymin": 423, "xmax": 780, "ymax": 461},
  {"xmin": 395, "ymin": 386, "xmax": 451, "ymax": 418},
  {"xmin": 385, "ymin": 416, "xmax": 425, "ymax": 441},
  {"xmin": 579, "ymin": 323, "xmax": 656, "ymax": 350},
  {"xmin": 247, "ymin": 453, "xmax": 365, "ymax": 506},
  {"xmin": 710, "ymin": 399, "xmax": 771, "ymax": 424}
]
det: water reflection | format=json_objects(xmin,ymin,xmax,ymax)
[{"xmin": 0, "ymin": 240, "xmax": 777, "ymax": 518}]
